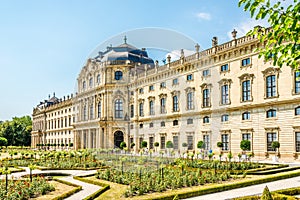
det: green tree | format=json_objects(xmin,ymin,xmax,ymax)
[
  {"xmin": 197, "ymin": 141, "xmax": 204, "ymax": 149},
  {"xmin": 120, "ymin": 141, "xmax": 127, "ymax": 149},
  {"xmin": 0, "ymin": 137, "xmax": 8, "ymax": 147},
  {"xmin": 240, "ymin": 140, "xmax": 251, "ymax": 151},
  {"xmin": 0, "ymin": 116, "xmax": 32, "ymax": 146},
  {"xmin": 238, "ymin": 0, "xmax": 300, "ymax": 69}
]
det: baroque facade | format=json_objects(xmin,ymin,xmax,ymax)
[{"xmin": 32, "ymin": 29, "xmax": 300, "ymax": 161}]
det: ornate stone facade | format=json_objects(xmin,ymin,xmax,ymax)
[{"xmin": 32, "ymin": 31, "xmax": 300, "ymax": 161}]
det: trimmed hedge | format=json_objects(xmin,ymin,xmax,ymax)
[
  {"xmin": 247, "ymin": 166, "xmax": 300, "ymax": 175},
  {"xmin": 51, "ymin": 178, "xmax": 82, "ymax": 200},
  {"xmin": 233, "ymin": 186, "xmax": 300, "ymax": 200},
  {"xmin": 73, "ymin": 176, "xmax": 110, "ymax": 200},
  {"xmin": 37, "ymin": 166, "xmax": 102, "ymax": 171},
  {"xmin": 143, "ymin": 170, "xmax": 300, "ymax": 200}
]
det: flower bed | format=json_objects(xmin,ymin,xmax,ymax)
[
  {"xmin": 0, "ymin": 177, "xmax": 55, "ymax": 200},
  {"xmin": 96, "ymin": 165, "xmax": 232, "ymax": 197}
]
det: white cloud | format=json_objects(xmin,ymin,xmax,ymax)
[
  {"xmin": 227, "ymin": 18, "xmax": 269, "ymax": 39},
  {"xmin": 165, "ymin": 49, "xmax": 195, "ymax": 61},
  {"xmin": 196, "ymin": 12, "xmax": 211, "ymax": 21}
]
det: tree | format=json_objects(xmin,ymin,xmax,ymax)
[
  {"xmin": 238, "ymin": 0, "xmax": 300, "ymax": 69},
  {"xmin": 130, "ymin": 142, "xmax": 135, "ymax": 149},
  {"xmin": 154, "ymin": 142, "xmax": 159, "ymax": 152},
  {"xmin": 240, "ymin": 140, "xmax": 251, "ymax": 151},
  {"xmin": 0, "ymin": 137, "xmax": 8, "ymax": 147},
  {"xmin": 0, "ymin": 116, "xmax": 32, "ymax": 146}
]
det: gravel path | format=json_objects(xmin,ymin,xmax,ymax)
[{"xmin": 185, "ymin": 175, "xmax": 300, "ymax": 200}]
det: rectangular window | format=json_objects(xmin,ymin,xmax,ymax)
[
  {"xmin": 149, "ymin": 100, "xmax": 155, "ymax": 115},
  {"xmin": 267, "ymin": 133, "xmax": 276, "ymax": 151},
  {"xmin": 139, "ymin": 102, "xmax": 144, "ymax": 117},
  {"xmin": 203, "ymin": 135, "xmax": 210, "ymax": 150},
  {"xmin": 187, "ymin": 92, "xmax": 194, "ymax": 110},
  {"xmin": 187, "ymin": 74, "xmax": 193, "ymax": 81},
  {"xmin": 221, "ymin": 85, "xmax": 229, "ymax": 104},
  {"xmin": 161, "ymin": 136, "xmax": 166, "ymax": 149},
  {"xmin": 173, "ymin": 96, "xmax": 179, "ymax": 112},
  {"xmin": 242, "ymin": 133, "xmax": 251, "ymax": 151},
  {"xmin": 173, "ymin": 78, "xmax": 178, "ymax": 85},
  {"xmin": 242, "ymin": 80, "xmax": 251, "ymax": 101},
  {"xmin": 173, "ymin": 136, "xmax": 178, "ymax": 150},
  {"xmin": 187, "ymin": 135, "xmax": 194, "ymax": 150},
  {"xmin": 149, "ymin": 137, "xmax": 154, "ymax": 149},
  {"xmin": 266, "ymin": 75, "xmax": 276, "ymax": 98},
  {"xmin": 266, "ymin": 109, "xmax": 276, "ymax": 118},
  {"xmin": 242, "ymin": 58, "xmax": 251, "ymax": 66},
  {"xmin": 296, "ymin": 132, "xmax": 300, "ymax": 152},
  {"xmin": 203, "ymin": 69, "xmax": 210, "ymax": 77},
  {"xmin": 187, "ymin": 118, "xmax": 193, "ymax": 124},
  {"xmin": 160, "ymin": 98, "xmax": 166, "ymax": 113},
  {"xmin": 149, "ymin": 85, "xmax": 154, "ymax": 91},
  {"xmin": 203, "ymin": 89, "xmax": 210, "ymax": 107},
  {"xmin": 295, "ymin": 71, "xmax": 300, "ymax": 94},
  {"xmin": 130, "ymin": 105, "xmax": 134, "ymax": 118},
  {"xmin": 221, "ymin": 64, "xmax": 229, "ymax": 72},
  {"xmin": 221, "ymin": 134, "xmax": 229, "ymax": 151},
  {"xmin": 160, "ymin": 82, "xmax": 166, "ymax": 88}
]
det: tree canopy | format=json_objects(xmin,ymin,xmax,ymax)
[
  {"xmin": 0, "ymin": 116, "xmax": 32, "ymax": 146},
  {"xmin": 238, "ymin": 0, "xmax": 300, "ymax": 69}
]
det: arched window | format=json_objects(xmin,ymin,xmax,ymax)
[
  {"xmin": 97, "ymin": 102, "xmax": 101, "ymax": 118},
  {"xmin": 266, "ymin": 109, "xmax": 276, "ymax": 118},
  {"xmin": 221, "ymin": 114, "xmax": 229, "ymax": 122},
  {"xmin": 115, "ymin": 99, "xmax": 123, "ymax": 118},
  {"xmin": 115, "ymin": 71, "xmax": 123, "ymax": 80},
  {"xmin": 161, "ymin": 121, "xmax": 165, "ymax": 127},
  {"xmin": 203, "ymin": 116, "xmax": 210, "ymax": 123},
  {"xmin": 173, "ymin": 120, "xmax": 178, "ymax": 126},
  {"xmin": 295, "ymin": 106, "xmax": 300, "ymax": 116},
  {"xmin": 242, "ymin": 111, "xmax": 250, "ymax": 120}
]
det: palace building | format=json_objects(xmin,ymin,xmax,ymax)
[{"xmin": 31, "ymin": 29, "xmax": 300, "ymax": 161}]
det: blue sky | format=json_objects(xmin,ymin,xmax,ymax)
[{"xmin": 0, "ymin": 0, "xmax": 268, "ymax": 121}]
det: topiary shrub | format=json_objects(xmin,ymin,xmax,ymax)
[
  {"xmin": 166, "ymin": 141, "xmax": 174, "ymax": 149},
  {"xmin": 217, "ymin": 141, "xmax": 223, "ymax": 148},
  {"xmin": 120, "ymin": 142, "xmax": 127, "ymax": 149},
  {"xmin": 197, "ymin": 141, "xmax": 204, "ymax": 149},
  {"xmin": 141, "ymin": 141, "xmax": 147, "ymax": 148},
  {"xmin": 240, "ymin": 140, "xmax": 251, "ymax": 151},
  {"xmin": 261, "ymin": 185, "xmax": 273, "ymax": 200}
]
